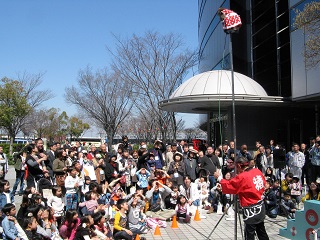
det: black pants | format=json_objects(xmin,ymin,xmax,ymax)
[
  {"xmin": 311, "ymin": 165, "xmax": 320, "ymax": 182},
  {"xmin": 113, "ymin": 230, "xmax": 133, "ymax": 240},
  {"xmin": 245, "ymin": 221, "xmax": 269, "ymax": 240},
  {"xmin": 302, "ymin": 165, "xmax": 311, "ymax": 185}
]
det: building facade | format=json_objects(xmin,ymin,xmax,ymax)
[{"xmin": 197, "ymin": 0, "xmax": 319, "ymax": 149}]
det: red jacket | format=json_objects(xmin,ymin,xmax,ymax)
[{"xmin": 220, "ymin": 168, "xmax": 265, "ymax": 207}]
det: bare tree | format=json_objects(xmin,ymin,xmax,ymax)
[
  {"xmin": 65, "ymin": 67, "xmax": 134, "ymax": 150},
  {"xmin": 18, "ymin": 72, "xmax": 54, "ymax": 108},
  {"xmin": 109, "ymin": 31, "xmax": 198, "ymax": 142},
  {"xmin": 294, "ymin": 1, "xmax": 320, "ymax": 69}
]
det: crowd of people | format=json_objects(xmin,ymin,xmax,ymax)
[{"xmin": 0, "ymin": 135, "xmax": 319, "ymax": 240}]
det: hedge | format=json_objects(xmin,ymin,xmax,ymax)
[{"xmin": 0, "ymin": 143, "xmax": 25, "ymax": 165}]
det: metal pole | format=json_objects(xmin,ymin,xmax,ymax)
[{"xmin": 229, "ymin": 33, "xmax": 238, "ymax": 240}]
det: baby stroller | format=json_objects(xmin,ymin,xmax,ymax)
[{"xmin": 37, "ymin": 177, "xmax": 53, "ymax": 202}]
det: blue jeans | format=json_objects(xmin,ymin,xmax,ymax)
[
  {"xmin": 65, "ymin": 193, "xmax": 78, "ymax": 210},
  {"xmin": 12, "ymin": 170, "xmax": 25, "ymax": 194},
  {"xmin": 192, "ymin": 199, "xmax": 200, "ymax": 207},
  {"xmin": 208, "ymin": 175, "xmax": 216, "ymax": 189}
]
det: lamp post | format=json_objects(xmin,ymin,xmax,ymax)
[
  {"xmin": 229, "ymin": 32, "xmax": 238, "ymax": 240},
  {"xmin": 219, "ymin": 7, "xmax": 242, "ymax": 240}
]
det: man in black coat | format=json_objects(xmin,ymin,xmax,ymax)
[
  {"xmin": 46, "ymin": 142, "xmax": 56, "ymax": 178},
  {"xmin": 201, "ymin": 146, "xmax": 221, "ymax": 189}
]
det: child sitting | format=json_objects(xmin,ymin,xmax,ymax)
[
  {"xmin": 82, "ymin": 176, "xmax": 91, "ymax": 200},
  {"xmin": 0, "ymin": 180, "xmax": 14, "ymax": 210},
  {"xmin": 79, "ymin": 191, "xmax": 103, "ymax": 214},
  {"xmin": 93, "ymin": 210, "xmax": 112, "ymax": 240},
  {"xmin": 113, "ymin": 199, "xmax": 134, "ymax": 240},
  {"xmin": 74, "ymin": 215, "xmax": 99, "ymax": 240},
  {"xmin": 280, "ymin": 193, "xmax": 297, "ymax": 219},
  {"xmin": 23, "ymin": 214, "xmax": 44, "ymax": 240},
  {"xmin": 175, "ymin": 195, "xmax": 191, "ymax": 223},
  {"xmin": 273, "ymin": 180, "xmax": 281, "ymax": 201},
  {"xmin": 281, "ymin": 172, "xmax": 293, "ymax": 195},
  {"xmin": 195, "ymin": 175, "xmax": 210, "ymax": 210},
  {"xmin": 289, "ymin": 176, "xmax": 302, "ymax": 204},
  {"xmin": 1, "ymin": 203, "xmax": 28, "ymax": 240},
  {"xmin": 59, "ymin": 209, "xmax": 80, "ymax": 240},
  {"xmin": 170, "ymin": 184, "xmax": 180, "ymax": 209},
  {"xmin": 47, "ymin": 186, "xmax": 65, "ymax": 226},
  {"xmin": 128, "ymin": 193, "xmax": 148, "ymax": 236}
]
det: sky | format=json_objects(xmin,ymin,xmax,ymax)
[{"xmin": 0, "ymin": 1, "xmax": 200, "ymax": 136}]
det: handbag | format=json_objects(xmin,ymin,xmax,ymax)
[
  {"xmin": 146, "ymin": 218, "xmax": 167, "ymax": 229},
  {"xmin": 24, "ymin": 165, "xmax": 29, "ymax": 180},
  {"xmin": 149, "ymin": 203, "xmax": 161, "ymax": 212},
  {"xmin": 149, "ymin": 198, "xmax": 161, "ymax": 212}
]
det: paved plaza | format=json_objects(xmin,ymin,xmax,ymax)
[{"xmin": 7, "ymin": 166, "xmax": 290, "ymax": 240}]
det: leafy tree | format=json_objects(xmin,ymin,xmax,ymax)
[
  {"xmin": 68, "ymin": 116, "xmax": 90, "ymax": 139},
  {"xmin": 57, "ymin": 111, "xmax": 69, "ymax": 142},
  {"xmin": 65, "ymin": 67, "xmax": 134, "ymax": 150},
  {"xmin": 0, "ymin": 78, "xmax": 32, "ymax": 153},
  {"xmin": 0, "ymin": 73, "xmax": 53, "ymax": 154},
  {"xmin": 294, "ymin": 1, "xmax": 320, "ymax": 69},
  {"xmin": 110, "ymin": 31, "xmax": 198, "ymax": 142}
]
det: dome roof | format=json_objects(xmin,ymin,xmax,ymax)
[
  {"xmin": 159, "ymin": 70, "xmax": 283, "ymax": 113},
  {"xmin": 171, "ymin": 70, "xmax": 268, "ymax": 98}
]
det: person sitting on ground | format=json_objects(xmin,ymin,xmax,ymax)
[
  {"xmin": 79, "ymin": 191, "xmax": 103, "ymax": 214},
  {"xmin": 289, "ymin": 176, "xmax": 302, "ymax": 204},
  {"xmin": 23, "ymin": 214, "xmax": 44, "ymax": 240},
  {"xmin": 145, "ymin": 180, "xmax": 175, "ymax": 221},
  {"xmin": 280, "ymin": 193, "xmax": 296, "ymax": 219},
  {"xmin": 194, "ymin": 175, "xmax": 210, "ymax": 211},
  {"xmin": 153, "ymin": 169, "xmax": 170, "ymax": 186},
  {"xmin": 1, "ymin": 203, "xmax": 28, "ymax": 240},
  {"xmin": 47, "ymin": 186, "xmax": 65, "ymax": 226},
  {"xmin": 265, "ymin": 167, "xmax": 276, "ymax": 183},
  {"xmin": 127, "ymin": 193, "xmax": 148, "ymax": 236},
  {"xmin": 301, "ymin": 182, "xmax": 320, "ymax": 202},
  {"xmin": 281, "ymin": 172, "xmax": 293, "ymax": 195},
  {"xmin": 179, "ymin": 175, "xmax": 201, "ymax": 214},
  {"xmin": 26, "ymin": 205, "xmax": 52, "ymax": 239},
  {"xmin": 175, "ymin": 195, "xmax": 191, "ymax": 223},
  {"xmin": 169, "ymin": 184, "xmax": 180, "ymax": 210},
  {"xmin": 263, "ymin": 179, "xmax": 278, "ymax": 218},
  {"xmin": 113, "ymin": 199, "xmax": 133, "ymax": 240},
  {"xmin": 74, "ymin": 215, "xmax": 99, "ymax": 240},
  {"xmin": 93, "ymin": 210, "xmax": 112, "ymax": 240},
  {"xmin": 59, "ymin": 209, "xmax": 80, "ymax": 240},
  {"xmin": 273, "ymin": 180, "xmax": 281, "ymax": 201},
  {"xmin": 0, "ymin": 179, "xmax": 14, "ymax": 211}
]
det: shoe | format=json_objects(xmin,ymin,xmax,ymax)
[
  {"xmin": 207, "ymin": 207, "xmax": 214, "ymax": 214},
  {"xmin": 166, "ymin": 217, "xmax": 172, "ymax": 222},
  {"xmin": 18, "ymin": 192, "xmax": 23, "ymax": 196},
  {"xmin": 204, "ymin": 205, "xmax": 211, "ymax": 210}
]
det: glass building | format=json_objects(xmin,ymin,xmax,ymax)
[{"xmin": 161, "ymin": 0, "xmax": 320, "ymax": 149}]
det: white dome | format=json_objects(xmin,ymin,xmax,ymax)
[
  {"xmin": 171, "ymin": 70, "xmax": 268, "ymax": 98},
  {"xmin": 159, "ymin": 70, "xmax": 283, "ymax": 113}
]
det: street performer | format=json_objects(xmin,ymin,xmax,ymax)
[{"xmin": 216, "ymin": 156, "xmax": 269, "ymax": 240}]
